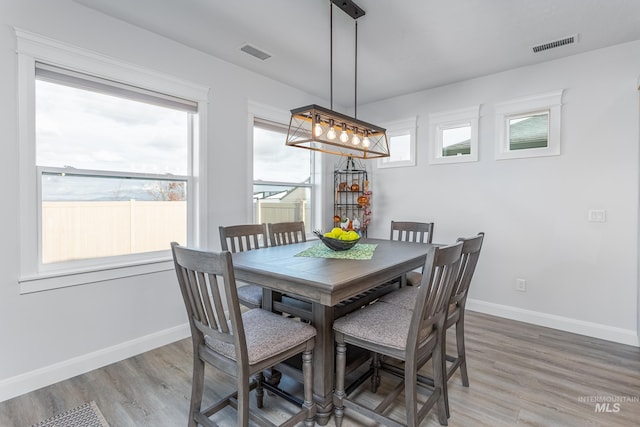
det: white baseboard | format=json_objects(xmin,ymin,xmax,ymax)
[
  {"xmin": 0, "ymin": 323, "xmax": 190, "ymax": 403},
  {"xmin": 466, "ymin": 298, "xmax": 639, "ymax": 347}
]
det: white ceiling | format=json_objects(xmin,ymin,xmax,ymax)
[{"xmin": 74, "ymin": 0, "xmax": 640, "ymax": 106}]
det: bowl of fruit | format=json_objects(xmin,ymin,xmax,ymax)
[{"xmin": 314, "ymin": 228, "xmax": 361, "ymax": 251}]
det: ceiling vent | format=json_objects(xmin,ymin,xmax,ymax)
[
  {"xmin": 532, "ymin": 34, "xmax": 579, "ymax": 53},
  {"xmin": 240, "ymin": 44, "xmax": 272, "ymax": 61}
]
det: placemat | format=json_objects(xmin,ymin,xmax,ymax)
[{"xmin": 295, "ymin": 243, "xmax": 377, "ymax": 260}]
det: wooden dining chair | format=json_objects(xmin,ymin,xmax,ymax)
[
  {"xmin": 219, "ymin": 224, "xmax": 269, "ymax": 309},
  {"xmin": 379, "ymin": 232, "xmax": 485, "ymax": 416},
  {"xmin": 171, "ymin": 243, "xmax": 316, "ymax": 427},
  {"xmin": 333, "ymin": 242, "xmax": 463, "ymax": 427},
  {"xmin": 268, "ymin": 221, "xmax": 307, "ymax": 246},
  {"xmin": 390, "ymin": 220, "xmax": 435, "ymax": 286}
]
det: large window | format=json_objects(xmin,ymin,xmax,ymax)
[
  {"xmin": 252, "ymin": 117, "xmax": 313, "ymax": 234},
  {"xmin": 17, "ymin": 30, "xmax": 207, "ymax": 292},
  {"xmin": 36, "ymin": 66, "xmax": 193, "ymax": 264}
]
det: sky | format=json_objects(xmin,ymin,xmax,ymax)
[{"xmin": 37, "ymin": 79, "xmax": 309, "ymax": 201}]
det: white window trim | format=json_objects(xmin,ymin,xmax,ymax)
[
  {"xmin": 377, "ymin": 117, "xmax": 417, "ymax": 168},
  {"xmin": 494, "ymin": 90, "xmax": 563, "ymax": 160},
  {"xmin": 428, "ymin": 106, "xmax": 480, "ymax": 165},
  {"xmin": 16, "ymin": 29, "xmax": 209, "ymax": 293}
]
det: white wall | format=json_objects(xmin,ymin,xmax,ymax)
[
  {"xmin": 0, "ymin": 0, "xmax": 324, "ymax": 401},
  {"xmin": 360, "ymin": 41, "xmax": 640, "ymax": 346}
]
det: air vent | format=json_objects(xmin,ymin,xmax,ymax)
[
  {"xmin": 240, "ymin": 44, "xmax": 272, "ymax": 61},
  {"xmin": 532, "ymin": 34, "xmax": 579, "ymax": 53}
]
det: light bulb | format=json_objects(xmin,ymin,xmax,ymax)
[
  {"xmin": 352, "ymin": 128, "xmax": 360, "ymax": 145},
  {"xmin": 327, "ymin": 120, "xmax": 336, "ymax": 140},
  {"xmin": 340, "ymin": 124, "xmax": 349, "ymax": 143},
  {"xmin": 362, "ymin": 131, "xmax": 370, "ymax": 148},
  {"xmin": 314, "ymin": 122, "xmax": 323, "ymax": 137}
]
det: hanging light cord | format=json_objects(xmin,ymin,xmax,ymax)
[
  {"xmin": 354, "ymin": 19, "xmax": 358, "ymax": 119},
  {"xmin": 330, "ymin": 1, "xmax": 333, "ymax": 111}
]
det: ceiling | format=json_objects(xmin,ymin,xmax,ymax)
[{"xmin": 74, "ymin": 0, "xmax": 640, "ymax": 106}]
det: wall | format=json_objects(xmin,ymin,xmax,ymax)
[
  {"xmin": 0, "ymin": 0, "xmax": 324, "ymax": 401},
  {"xmin": 360, "ymin": 41, "xmax": 640, "ymax": 346}
]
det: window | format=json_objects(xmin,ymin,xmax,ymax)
[
  {"xmin": 17, "ymin": 30, "xmax": 208, "ymax": 292},
  {"xmin": 251, "ymin": 111, "xmax": 314, "ymax": 235},
  {"xmin": 429, "ymin": 106, "xmax": 479, "ymax": 164},
  {"xmin": 377, "ymin": 118, "xmax": 417, "ymax": 168},
  {"xmin": 495, "ymin": 90, "xmax": 563, "ymax": 160}
]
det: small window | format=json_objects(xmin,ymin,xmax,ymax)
[
  {"xmin": 508, "ymin": 111, "xmax": 549, "ymax": 150},
  {"xmin": 378, "ymin": 118, "xmax": 416, "ymax": 168},
  {"xmin": 495, "ymin": 90, "xmax": 562, "ymax": 160},
  {"xmin": 429, "ymin": 106, "xmax": 479, "ymax": 164}
]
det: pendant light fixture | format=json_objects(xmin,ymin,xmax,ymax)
[{"xmin": 286, "ymin": 0, "xmax": 390, "ymax": 159}]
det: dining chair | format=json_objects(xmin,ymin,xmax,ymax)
[
  {"xmin": 171, "ymin": 242, "xmax": 316, "ymax": 427},
  {"xmin": 219, "ymin": 224, "xmax": 269, "ymax": 309},
  {"xmin": 379, "ymin": 232, "xmax": 485, "ymax": 417},
  {"xmin": 333, "ymin": 242, "xmax": 463, "ymax": 427},
  {"xmin": 268, "ymin": 221, "xmax": 307, "ymax": 246},
  {"xmin": 390, "ymin": 220, "xmax": 435, "ymax": 286}
]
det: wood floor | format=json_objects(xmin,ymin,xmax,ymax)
[{"xmin": 2, "ymin": 311, "xmax": 639, "ymax": 426}]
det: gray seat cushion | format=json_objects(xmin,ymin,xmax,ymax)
[
  {"xmin": 405, "ymin": 270, "xmax": 422, "ymax": 286},
  {"xmin": 333, "ymin": 301, "xmax": 432, "ymax": 351},
  {"xmin": 379, "ymin": 286, "xmax": 418, "ymax": 310},
  {"xmin": 237, "ymin": 284, "xmax": 263, "ymax": 306},
  {"xmin": 382, "ymin": 286, "xmax": 458, "ymax": 316},
  {"xmin": 205, "ymin": 309, "xmax": 316, "ymax": 365}
]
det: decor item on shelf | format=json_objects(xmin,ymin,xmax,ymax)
[
  {"xmin": 338, "ymin": 181, "xmax": 347, "ymax": 191},
  {"xmin": 350, "ymin": 180, "xmax": 360, "ymax": 192},
  {"xmin": 286, "ymin": 0, "xmax": 389, "ymax": 159},
  {"xmin": 357, "ymin": 194, "xmax": 369, "ymax": 207},
  {"xmin": 333, "ymin": 214, "xmax": 342, "ymax": 223}
]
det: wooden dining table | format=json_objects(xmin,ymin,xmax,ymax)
[{"xmin": 231, "ymin": 237, "xmax": 432, "ymax": 425}]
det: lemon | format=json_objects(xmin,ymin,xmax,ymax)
[{"xmin": 331, "ymin": 227, "xmax": 344, "ymax": 236}]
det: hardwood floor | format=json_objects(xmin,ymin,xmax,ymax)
[{"xmin": 1, "ymin": 311, "xmax": 639, "ymax": 426}]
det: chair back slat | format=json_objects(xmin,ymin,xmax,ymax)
[
  {"xmin": 171, "ymin": 242, "xmax": 248, "ymax": 363},
  {"xmin": 409, "ymin": 242, "xmax": 463, "ymax": 352},
  {"xmin": 268, "ymin": 221, "xmax": 307, "ymax": 246},
  {"xmin": 390, "ymin": 220, "xmax": 434, "ymax": 244},
  {"xmin": 219, "ymin": 224, "xmax": 268, "ymax": 253},
  {"xmin": 451, "ymin": 232, "xmax": 485, "ymax": 305}
]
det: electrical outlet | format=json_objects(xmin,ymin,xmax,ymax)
[{"xmin": 516, "ymin": 278, "xmax": 526, "ymax": 292}]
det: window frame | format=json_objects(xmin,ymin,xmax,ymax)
[
  {"xmin": 377, "ymin": 117, "xmax": 417, "ymax": 168},
  {"xmin": 494, "ymin": 90, "xmax": 563, "ymax": 160},
  {"xmin": 248, "ymin": 102, "xmax": 318, "ymax": 235},
  {"xmin": 428, "ymin": 106, "xmax": 480, "ymax": 165},
  {"xmin": 16, "ymin": 29, "xmax": 209, "ymax": 293}
]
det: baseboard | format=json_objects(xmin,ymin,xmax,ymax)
[
  {"xmin": 466, "ymin": 298, "xmax": 639, "ymax": 347},
  {"xmin": 0, "ymin": 323, "xmax": 190, "ymax": 403}
]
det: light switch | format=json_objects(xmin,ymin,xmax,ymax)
[{"xmin": 588, "ymin": 209, "xmax": 606, "ymax": 223}]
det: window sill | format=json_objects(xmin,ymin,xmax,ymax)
[{"xmin": 18, "ymin": 258, "xmax": 174, "ymax": 294}]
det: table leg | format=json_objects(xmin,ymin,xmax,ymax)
[{"xmin": 312, "ymin": 302, "xmax": 335, "ymax": 425}]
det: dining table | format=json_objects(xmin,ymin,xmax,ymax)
[{"xmin": 231, "ymin": 237, "xmax": 432, "ymax": 425}]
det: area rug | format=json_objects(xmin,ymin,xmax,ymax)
[{"xmin": 32, "ymin": 401, "xmax": 110, "ymax": 427}]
